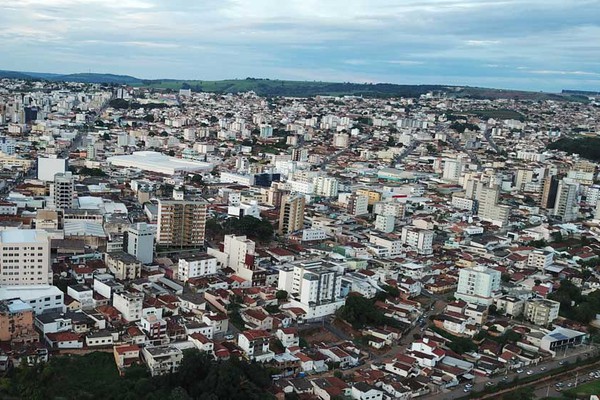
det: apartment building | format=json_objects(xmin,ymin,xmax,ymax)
[
  {"xmin": 279, "ymin": 193, "xmax": 305, "ymax": 235},
  {"xmin": 157, "ymin": 189, "xmax": 207, "ymax": 248},
  {"xmin": 524, "ymin": 299, "xmax": 560, "ymax": 326},
  {"xmin": 455, "ymin": 266, "xmax": 501, "ymax": 306},
  {"xmin": 0, "ymin": 229, "xmax": 51, "ymax": 286},
  {"xmin": 124, "ymin": 222, "xmax": 154, "ymax": 264},
  {"xmin": 177, "ymin": 253, "xmax": 217, "ymax": 282},
  {"xmin": 400, "ymin": 226, "xmax": 434, "ymax": 255},
  {"xmin": 105, "ymin": 251, "xmax": 142, "ymax": 281}
]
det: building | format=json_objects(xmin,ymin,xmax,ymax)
[
  {"xmin": 279, "ymin": 194, "xmax": 305, "ymax": 235},
  {"xmin": 177, "ymin": 253, "xmax": 217, "ymax": 282},
  {"xmin": 314, "ymin": 176, "xmax": 339, "ymax": 198},
  {"xmin": 333, "ymin": 132, "xmax": 349, "ymax": 148},
  {"xmin": 541, "ymin": 175, "xmax": 559, "ymax": 209},
  {"xmin": 107, "ymin": 151, "xmax": 212, "ymax": 175},
  {"xmin": 527, "ymin": 250, "xmax": 554, "ymax": 271},
  {"xmin": 157, "ymin": 189, "xmax": 207, "ymax": 248},
  {"xmin": 400, "ymin": 227, "xmax": 434, "ymax": 255},
  {"xmin": 347, "ymin": 194, "xmax": 369, "ymax": 216},
  {"xmin": 476, "ymin": 184, "xmax": 510, "ymax": 227},
  {"xmin": 113, "ymin": 292, "xmax": 143, "ymax": 322},
  {"xmin": 238, "ymin": 329, "xmax": 274, "ymax": 362},
  {"xmin": 142, "ymin": 345, "xmax": 183, "ymax": 376},
  {"xmin": 455, "ymin": 266, "xmax": 501, "ymax": 306},
  {"xmin": 124, "ymin": 223, "xmax": 155, "ymax": 264},
  {"xmin": 37, "ymin": 156, "xmax": 67, "ymax": 182},
  {"xmin": 105, "ymin": 252, "xmax": 142, "ymax": 281},
  {"xmin": 553, "ymin": 179, "xmax": 578, "ymax": 222},
  {"xmin": 259, "ymin": 125, "xmax": 273, "ymax": 138},
  {"xmin": 0, "ymin": 230, "xmax": 51, "ymax": 286},
  {"xmin": 442, "ymin": 159, "xmax": 464, "ymax": 182},
  {"xmin": 52, "ymin": 172, "xmax": 76, "ymax": 210},
  {"xmin": 0, "ymin": 136, "xmax": 16, "ymax": 155},
  {"xmin": 222, "ymin": 234, "xmax": 255, "ymax": 272},
  {"xmin": 0, "ymin": 299, "xmax": 38, "ymax": 344},
  {"xmin": 0, "ymin": 285, "xmax": 64, "ymax": 315},
  {"xmin": 278, "ymin": 260, "xmax": 345, "ymax": 319},
  {"xmin": 524, "ymin": 299, "xmax": 560, "ymax": 326}
]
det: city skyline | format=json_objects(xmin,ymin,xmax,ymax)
[{"xmin": 1, "ymin": 0, "xmax": 599, "ymax": 92}]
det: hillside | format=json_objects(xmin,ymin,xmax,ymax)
[{"xmin": 0, "ymin": 69, "xmax": 589, "ymax": 101}]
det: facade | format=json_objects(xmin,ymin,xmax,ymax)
[
  {"xmin": 0, "ymin": 285, "xmax": 63, "ymax": 315},
  {"xmin": 238, "ymin": 329, "xmax": 274, "ymax": 362},
  {"xmin": 0, "ymin": 230, "xmax": 51, "ymax": 286},
  {"xmin": 52, "ymin": 172, "xmax": 76, "ymax": 210},
  {"xmin": 347, "ymin": 194, "xmax": 369, "ymax": 216},
  {"xmin": 37, "ymin": 157, "xmax": 67, "ymax": 182},
  {"xmin": 527, "ymin": 250, "xmax": 553, "ymax": 271},
  {"xmin": 157, "ymin": 190, "xmax": 207, "ymax": 248},
  {"xmin": 113, "ymin": 292, "xmax": 144, "ymax": 322},
  {"xmin": 553, "ymin": 179, "xmax": 578, "ymax": 222},
  {"xmin": 125, "ymin": 223, "xmax": 154, "ymax": 264},
  {"xmin": 142, "ymin": 345, "xmax": 183, "ymax": 376},
  {"xmin": 314, "ymin": 176, "xmax": 339, "ymax": 198},
  {"xmin": 222, "ymin": 234, "xmax": 256, "ymax": 272},
  {"xmin": 455, "ymin": 266, "xmax": 501, "ymax": 306},
  {"xmin": 279, "ymin": 194, "xmax": 305, "ymax": 235},
  {"xmin": 105, "ymin": 252, "xmax": 142, "ymax": 281},
  {"xmin": 0, "ymin": 299, "xmax": 38, "ymax": 344},
  {"xmin": 400, "ymin": 227, "xmax": 434, "ymax": 255},
  {"xmin": 177, "ymin": 253, "xmax": 217, "ymax": 282},
  {"xmin": 476, "ymin": 184, "xmax": 510, "ymax": 227},
  {"xmin": 375, "ymin": 215, "xmax": 395, "ymax": 233},
  {"xmin": 524, "ymin": 299, "xmax": 560, "ymax": 326}
]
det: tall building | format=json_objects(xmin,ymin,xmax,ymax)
[
  {"xmin": 541, "ymin": 175, "xmax": 559, "ymax": 209},
  {"xmin": 524, "ymin": 299, "xmax": 560, "ymax": 326},
  {"xmin": 157, "ymin": 189, "xmax": 207, "ymax": 248},
  {"xmin": 125, "ymin": 223, "xmax": 155, "ymax": 264},
  {"xmin": 476, "ymin": 183, "xmax": 510, "ymax": 227},
  {"xmin": 277, "ymin": 260, "xmax": 345, "ymax": 319},
  {"xmin": 52, "ymin": 172, "xmax": 76, "ymax": 210},
  {"xmin": 442, "ymin": 159, "xmax": 464, "ymax": 182},
  {"xmin": 455, "ymin": 265, "xmax": 501, "ymax": 306},
  {"xmin": 515, "ymin": 169, "xmax": 534, "ymax": 191},
  {"xmin": 223, "ymin": 234, "xmax": 256, "ymax": 272},
  {"xmin": 400, "ymin": 226, "xmax": 434, "ymax": 255},
  {"xmin": 553, "ymin": 179, "xmax": 578, "ymax": 222},
  {"xmin": 279, "ymin": 194, "xmax": 305, "ymax": 235},
  {"xmin": 37, "ymin": 157, "xmax": 67, "ymax": 182},
  {"xmin": 177, "ymin": 254, "xmax": 217, "ymax": 282},
  {"xmin": 259, "ymin": 125, "xmax": 273, "ymax": 138},
  {"xmin": 347, "ymin": 194, "xmax": 369, "ymax": 216},
  {"xmin": 0, "ymin": 230, "xmax": 52, "ymax": 286},
  {"xmin": 314, "ymin": 176, "xmax": 339, "ymax": 198},
  {"xmin": 0, "ymin": 136, "xmax": 16, "ymax": 155},
  {"xmin": 0, "ymin": 300, "xmax": 38, "ymax": 344}
]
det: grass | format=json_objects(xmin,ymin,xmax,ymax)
[
  {"xmin": 467, "ymin": 108, "xmax": 526, "ymax": 121},
  {"xmin": 565, "ymin": 379, "xmax": 600, "ymax": 396}
]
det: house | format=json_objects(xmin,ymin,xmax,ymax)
[
  {"xmin": 113, "ymin": 344, "xmax": 140, "ymax": 375},
  {"xmin": 45, "ymin": 332, "xmax": 83, "ymax": 349},
  {"xmin": 241, "ymin": 307, "xmax": 273, "ymax": 331},
  {"xmin": 311, "ymin": 377, "xmax": 351, "ymax": 400},
  {"xmin": 351, "ymin": 382, "xmax": 383, "ymax": 400},
  {"xmin": 237, "ymin": 329, "xmax": 274, "ymax": 362},
  {"xmin": 202, "ymin": 313, "xmax": 229, "ymax": 336},
  {"xmin": 142, "ymin": 345, "xmax": 183, "ymax": 376},
  {"xmin": 188, "ymin": 333, "xmax": 214, "ymax": 355},
  {"xmin": 318, "ymin": 346, "xmax": 354, "ymax": 368},
  {"xmin": 276, "ymin": 327, "xmax": 299, "ymax": 348},
  {"xmin": 85, "ymin": 330, "xmax": 115, "ymax": 347}
]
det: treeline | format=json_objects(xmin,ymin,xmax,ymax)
[
  {"xmin": 108, "ymin": 98, "xmax": 171, "ymax": 110},
  {"xmin": 0, "ymin": 350, "xmax": 274, "ymax": 400},
  {"xmin": 548, "ymin": 137, "xmax": 600, "ymax": 162},
  {"xmin": 206, "ymin": 215, "xmax": 274, "ymax": 243},
  {"xmin": 548, "ymin": 279, "xmax": 600, "ymax": 324}
]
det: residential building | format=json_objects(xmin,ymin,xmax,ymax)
[
  {"xmin": 52, "ymin": 172, "xmax": 76, "ymax": 209},
  {"xmin": 279, "ymin": 193, "xmax": 305, "ymax": 235},
  {"xmin": 142, "ymin": 345, "xmax": 183, "ymax": 376},
  {"xmin": 527, "ymin": 250, "xmax": 553, "ymax": 271},
  {"xmin": 0, "ymin": 229, "xmax": 51, "ymax": 286},
  {"xmin": 177, "ymin": 253, "xmax": 217, "ymax": 282},
  {"xmin": 238, "ymin": 329, "xmax": 274, "ymax": 362},
  {"xmin": 524, "ymin": 299, "xmax": 560, "ymax": 326},
  {"xmin": 0, "ymin": 299, "xmax": 38, "ymax": 344},
  {"xmin": 124, "ymin": 223, "xmax": 154, "ymax": 264},
  {"xmin": 375, "ymin": 215, "xmax": 395, "ymax": 233},
  {"xmin": 400, "ymin": 226, "xmax": 434, "ymax": 255},
  {"xmin": 157, "ymin": 189, "xmax": 207, "ymax": 248},
  {"xmin": 455, "ymin": 266, "xmax": 501, "ymax": 306},
  {"xmin": 113, "ymin": 292, "xmax": 143, "ymax": 322},
  {"xmin": 347, "ymin": 194, "xmax": 369, "ymax": 216},
  {"xmin": 105, "ymin": 251, "xmax": 142, "ymax": 281},
  {"xmin": 553, "ymin": 179, "xmax": 578, "ymax": 222}
]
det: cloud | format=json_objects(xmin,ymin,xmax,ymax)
[{"xmin": 0, "ymin": 0, "xmax": 598, "ymax": 91}]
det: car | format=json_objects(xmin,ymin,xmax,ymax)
[
  {"xmin": 516, "ymin": 369, "xmax": 524, "ymax": 373},
  {"xmin": 540, "ymin": 367, "xmax": 546, "ymax": 371},
  {"xmin": 224, "ymin": 334, "xmax": 235, "ymax": 340},
  {"xmin": 527, "ymin": 370, "xmax": 533, "ymax": 375},
  {"xmin": 464, "ymin": 388, "xmax": 472, "ymax": 393},
  {"xmin": 568, "ymin": 383, "xmax": 573, "ymax": 387},
  {"xmin": 485, "ymin": 382, "xmax": 495, "ymax": 387},
  {"xmin": 559, "ymin": 361, "xmax": 566, "ymax": 365},
  {"xmin": 465, "ymin": 384, "xmax": 473, "ymax": 389},
  {"xmin": 502, "ymin": 376, "xmax": 509, "ymax": 381}
]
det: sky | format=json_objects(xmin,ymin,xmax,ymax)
[{"xmin": 1, "ymin": 0, "xmax": 599, "ymax": 92}]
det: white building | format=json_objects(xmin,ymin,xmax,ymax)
[
  {"xmin": 107, "ymin": 151, "xmax": 212, "ymax": 175},
  {"xmin": 314, "ymin": 176, "xmax": 339, "ymax": 198},
  {"xmin": 442, "ymin": 159, "xmax": 464, "ymax": 182},
  {"xmin": 0, "ymin": 230, "xmax": 51, "ymax": 286},
  {"xmin": 369, "ymin": 233, "xmax": 403, "ymax": 257},
  {"xmin": 400, "ymin": 227, "xmax": 434, "ymax": 255},
  {"xmin": 527, "ymin": 250, "xmax": 553, "ymax": 271},
  {"xmin": 455, "ymin": 266, "xmax": 501, "ymax": 306},
  {"xmin": 553, "ymin": 179, "xmax": 578, "ymax": 222},
  {"xmin": 37, "ymin": 157, "xmax": 67, "ymax": 182},
  {"xmin": 223, "ymin": 234, "xmax": 255, "ymax": 273},
  {"xmin": 52, "ymin": 172, "xmax": 76, "ymax": 210},
  {"xmin": 125, "ymin": 223, "xmax": 155, "ymax": 264},
  {"xmin": 375, "ymin": 215, "xmax": 395, "ymax": 233},
  {"xmin": 0, "ymin": 285, "xmax": 63, "ymax": 314},
  {"xmin": 237, "ymin": 329, "xmax": 274, "ymax": 362},
  {"xmin": 142, "ymin": 345, "xmax": 183, "ymax": 376},
  {"xmin": 278, "ymin": 260, "xmax": 345, "ymax": 320},
  {"xmin": 113, "ymin": 292, "xmax": 143, "ymax": 322},
  {"xmin": 177, "ymin": 254, "xmax": 217, "ymax": 282}
]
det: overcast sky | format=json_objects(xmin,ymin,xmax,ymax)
[{"xmin": 1, "ymin": 0, "xmax": 599, "ymax": 92}]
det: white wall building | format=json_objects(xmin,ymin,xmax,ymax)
[
  {"xmin": 113, "ymin": 292, "xmax": 143, "ymax": 322},
  {"xmin": 177, "ymin": 254, "xmax": 218, "ymax": 282},
  {"xmin": 0, "ymin": 230, "xmax": 51, "ymax": 286},
  {"xmin": 125, "ymin": 223, "xmax": 155, "ymax": 264},
  {"xmin": 455, "ymin": 266, "xmax": 501, "ymax": 306}
]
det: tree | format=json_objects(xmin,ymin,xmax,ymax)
[{"xmin": 275, "ymin": 290, "xmax": 288, "ymax": 301}]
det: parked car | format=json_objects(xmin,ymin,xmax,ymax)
[
  {"xmin": 224, "ymin": 334, "xmax": 235, "ymax": 340},
  {"xmin": 516, "ymin": 369, "xmax": 524, "ymax": 373}
]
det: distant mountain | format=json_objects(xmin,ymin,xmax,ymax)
[
  {"xmin": 0, "ymin": 69, "xmax": 589, "ymax": 102},
  {"xmin": 0, "ymin": 70, "xmax": 141, "ymax": 84}
]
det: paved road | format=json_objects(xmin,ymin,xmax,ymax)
[{"xmin": 427, "ymin": 345, "xmax": 597, "ymax": 400}]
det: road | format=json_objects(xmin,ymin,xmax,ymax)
[
  {"xmin": 482, "ymin": 127, "xmax": 501, "ymax": 154},
  {"xmin": 427, "ymin": 344, "xmax": 597, "ymax": 399},
  {"xmin": 317, "ymin": 135, "xmax": 370, "ymax": 169}
]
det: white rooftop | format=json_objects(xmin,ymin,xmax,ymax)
[
  {"xmin": 0, "ymin": 229, "xmax": 47, "ymax": 244},
  {"xmin": 107, "ymin": 151, "xmax": 212, "ymax": 175}
]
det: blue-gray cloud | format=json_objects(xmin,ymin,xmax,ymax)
[{"xmin": 0, "ymin": 0, "xmax": 599, "ymax": 91}]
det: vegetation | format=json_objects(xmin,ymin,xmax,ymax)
[
  {"xmin": 206, "ymin": 216, "xmax": 274, "ymax": 243},
  {"xmin": 548, "ymin": 136, "xmax": 600, "ymax": 162},
  {"xmin": 467, "ymin": 109, "xmax": 526, "ymax": 121},
  {"xmin": 450, "ymin": 121, "xmax": 480, "ymax": 133},
  {"xmin": 430, "ymin": 327, "xmax": 478, "ymax": 354},
  {"xmin": 78, "ymin": 167, "xmax": 108, "ymax": 177},
  {"xmin": 337, "ymin": 294, "xmax": 403, "ymax": 330},
  {"xmin": 108, "ymin": 98, "xmax": 172, "ymax": 110},
  {"xmin": 0, "ymin": 350, "xmax": 274, "ymax": 400},
  {"xmin": 548, "ymin": 279, "xmax": 600, "ymax": 323}
]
